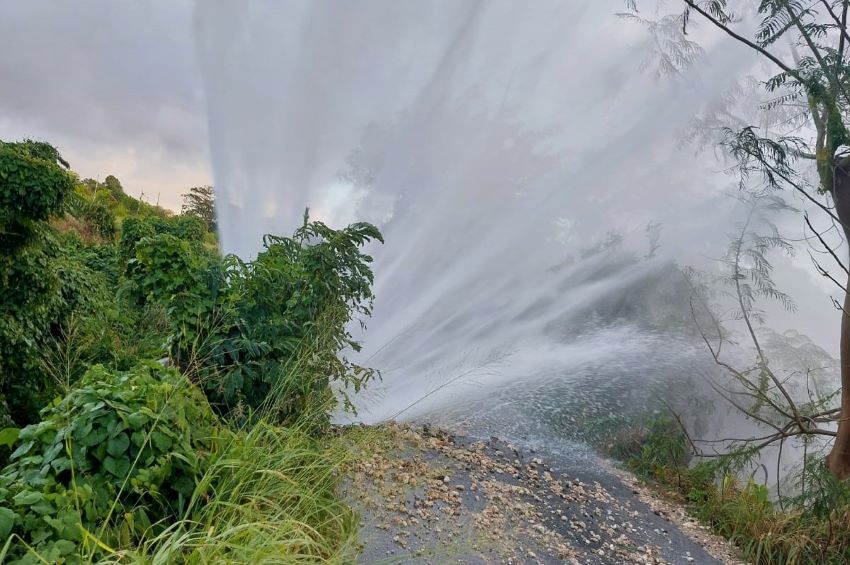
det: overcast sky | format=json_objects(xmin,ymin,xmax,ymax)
[
  {"xmin": 0, "ymin": 1, "xmax": 209, "ymax": 211},
  {"xmin": 0, "ymin": 1, "xmax": 841, "ymax": 362}
]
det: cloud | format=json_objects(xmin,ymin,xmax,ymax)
[{"xmin": 0, "ymin": 0, "xmax": 209, "ymax": 210}]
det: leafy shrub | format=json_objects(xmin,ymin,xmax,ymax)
[
  {"xmin": 0, "ymin": 241, "xmax": 60, "ymax": 420},
  {"xmin": 161, "ymin": 215, "xmax": 206, "ymax": 243},
  {"xmin": 117, "ymin": 217, "xmax": 157, "ymax": 264},
  {"xmin": 131, "ymin": 234, "xmax": 213, "ymax": 301},
  {"xmin": 76, "ymin": 241, "xmax": 121, "ymax": 287},
  {"xmin": 119, "ymin": 215, "xmax": 207, "ymax": 267},
  {"xmin": 29, "ymin": 235, "xmax": 169, "ymax": 383},
  {"xmin": 0, "ymin": 143, "xmax": 82, "ymax": 426},
  {"xmin": 0, "ymin": 230, "xmax": 115, "ymax": 428},
  {"xmin": 0, "ymin": 140, "xmax": 74, "ymax": 233},
  {"xmin": 127, "ymin": 216, "xmax": 383, "ymax": 424},
  {"xmin": 0, "ymin": 363, "xmax": 217, "ymax": 564},
  {"xmin": 82, "ymin": 202, "xmax": 116, "ymax": 240},
  {"xmin": 231, "ymin": 221, "xmax": 383, "ymax": 418},
  {"xmin": 0, "ymin": 140, "xmax": 83, "ymax": 430}
]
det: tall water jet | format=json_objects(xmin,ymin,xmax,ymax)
[{"xmin": 194, "ymin": 2, "xmax": 828, "ymax": 430}]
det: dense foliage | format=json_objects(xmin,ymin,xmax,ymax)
[
  {"xmin": 128, "ymin": 216, "xmax": 383, "ymax": 423},
  {"xmin": 0, "ymin": 140, "xmax": 79, "ymax": 429},
  {"xmin": 0, "ymin": 363, "xmax": 216, "ymax": 564},
  {"xmin": 0, "ymin": 138, "xmax": 381, "ymax": 561},
  {"xmin": 181, "ymin": 185, "xmax": 216, "ymax": 232},
  {"xmin": 0, "ymin": 140, "xmax": 73, "ymax": 227}
]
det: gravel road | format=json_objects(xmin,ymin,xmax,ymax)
[{"xmin": 346, "ymin": 424, "xmax": 742, "ymax": 564}]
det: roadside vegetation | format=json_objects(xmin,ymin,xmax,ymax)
[
  {"xmin": 605, "ymin": 409, "xmax": 850, "ymax": 564},
  {"xmin": 0, "ymin": 138, "xmax": 381, "ymax": 563},
  {"xmin": 585, "ymin": 194, "xmax": 850, "ymax": 563},
  {"xmin": 603, "ymin": 2, "xmax": 850, "ymax": 563}
]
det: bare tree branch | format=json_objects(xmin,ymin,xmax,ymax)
[
  {"xmin": 683, "ymin": 0, "xmax": 800, "ymax": 79},
  {"xmin": 804, "ymin": 211, "xmax": 850, "ymax": 275},
  {"xmin": 819, "ymin": 0, "xmax": 850, "ymax": 51}
]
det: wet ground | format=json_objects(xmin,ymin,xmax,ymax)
[{"xmin": 346, "ymin": 423, "xmax": 742, "ymax": 564}]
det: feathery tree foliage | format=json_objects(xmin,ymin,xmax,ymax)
[
  {"xmin": 181, "ymin": 185, "xmax": 216, "ymax": 232},
  {"xmin": 627, "ymin": 0, "xmax": 850, "ymax": 480}
]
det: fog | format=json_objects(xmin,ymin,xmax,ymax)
[{"xmin": 195, "ymin": 2, "xmax": 840, "ymax": 433}]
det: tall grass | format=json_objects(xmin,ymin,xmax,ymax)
[
  {"xmin": 110, "ymin": 314, "xmax": 364, "ymax": 564},
  {"xmin": 6, "ymin": 311, "xmax": 367, "ymax": 564},
  {"xmin": 104, "ymin": 421, "xmax": 359, "ymax": 564},
  {"xmin": 609, "ymin": 413, "xmax": 850, "ymax": 564}
]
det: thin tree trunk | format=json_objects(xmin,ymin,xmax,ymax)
[
  {"xmin": 827, "ymin": 163, "xmax": 850, "ymax": 479},
  {"xmin": 826, "ymin": 274, "xmax": 850, "ymax": 479}
]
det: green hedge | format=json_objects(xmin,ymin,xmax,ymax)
[{"xmin": 0, "ymin": 363, "xmax": 218, "ymax": 564}]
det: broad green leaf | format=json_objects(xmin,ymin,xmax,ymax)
[
  {"xmin": 12, "ymin": 490, "xmax": 43, "ymax": 506},
  {"xmin": 150, "ymin": 431, "xmax": 172, "ymax": 451},
  {"xmin": 0, "ymin": 428, "xmax": 19, "ymax": 448},
  {"xmin": 9, "ymin": 440, "xmax": 34, "ymax": 460},
  {"xmin": 127, "ymin": 412, "xmax": 147, "ymax": 428},
  {"xmin": 103, "ymin": 455, "xmax": 131, "ymax": 478},
  {"xmin": 80, "ymin": 426, "xmax": 107, "ymax": 447},
  {"xmin": 0, "ymin": 507, "xmax": 17, "ymax": 539},
  {"xmin": 107, "ymin": 432, "xmax": 130, "ymax": 457}
]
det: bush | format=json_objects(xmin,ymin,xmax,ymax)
[
  {"xmin": 224, "ymin": 221, "xmax": 383, "ymax": 419},
  {"xmin": 162, "ymin": 215, "xmax": 206, "ymax": 243},
  {"xmin": 0, "ymin": 363, "xmax": 217, "ymax": 564},
  {"xmin": 118, "ymin": 215, "xmax": 208, "ymax": 268},
  {"xmin": 608, "ymin": 411, "xmax": 850, "ymax": 563},
  {"xmin": 117, "ymin": 217, "xmax": 157, "ymax": 264},
  {"xmin": 0, "ymin": 231, "xmax": 116, "ymax": 429},
  {"xmin": 0, "ymin": 240, "xmax": 61, "ymax": 424},
  {"xmin": 82, "ymin": 202, "xmax": 116, "ymax": 240},
  {"xmin": 0, "ymin": 140, "xmax": 74, "ymax": 232},
  {"xmin": 127, "ymin": 218, "xmax": 383, "ymax": 424},
  {"xmin": 126, "ymin": 422, "xmax": 358, "ymax": 563},
  {"xmin": 0, "ymin": 140, "xmax": 82, "ymax": 430}
]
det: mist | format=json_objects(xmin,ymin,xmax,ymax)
[{"xmin": 194, "ymin": 2, "xmax": 839, "ymax": 432}]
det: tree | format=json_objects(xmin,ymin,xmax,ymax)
[
  {"xmin": 0, "ymin": 140, "xmax": 77, "ymax": 426},
  {"xmin": 103, "ymin": 174, "xmax": 124, "ymax": 197},
  {"xmin": 127, "ymin": 209, "xmax": 383, "ymax": 424},
  {"xmin": 682, "ymin": 194, "xmax": 844, "ymax": 473},
  {"xmin": 626, "ymin": 0, "xmax": 850, "ymax": 479},
  {"xmin": 181, "ymin": 185, "xmax": 216, "ymax": 232}
]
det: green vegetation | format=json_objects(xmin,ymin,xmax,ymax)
[
  {"xmin": 1, "ymin": 139, "xmax": 83, "ymax": 429},
  {"xmin": 626, "ymin": 0, "xmax": 850, "ymax": 480},
  {"xmin": 0, "ymin": 138, "xmax": 381, "ymax": 563},
  {"xmin": 609, "ymin": 411, "xmax": 850, "ymax": 564},
  {"xmin": 0, "ymin": 364, "xmax": 216, "ymax": 563},
  {"xmin": 126, "ymin": 214, "xmax": 382, "ymax": 424},
  {"xmin": 181, "ymin": 185, "xmax": 216, "ymax": 232},
  {"xmin": 611, "ymin": 3, "xmax": 850, "ymax": 561}
]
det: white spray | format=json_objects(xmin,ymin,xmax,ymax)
[{"xmin": 194, "ymin": 2, "xmax": 830, "ymax": 431}]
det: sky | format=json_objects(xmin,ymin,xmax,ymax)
[
  {"xmin": 0, "ymin": 1, "xmax": 841, "ymax": 361},
  {"xmin": 0, "ymin": 1, "xmax": 208, "ymax": 211}
]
